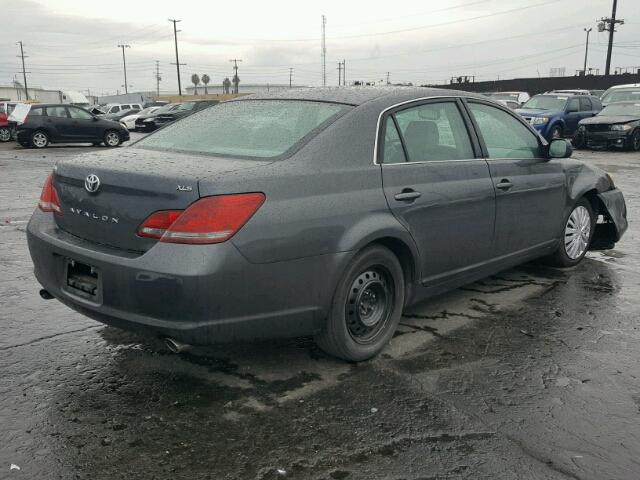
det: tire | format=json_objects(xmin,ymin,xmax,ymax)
[
  {"xmin": 104, "ymin": 130, "xmax": 121, "ymax": 147},
  {"xmin": 629, "ymin": 129, "xmax": 640, "ymax": 152},
  {"xmin": 0, "ymin": 127, "xmax": 10, "ymax": 142},
  {"xmin": 545, "ymin": 198, "xmax": 595, "ymax": 268},
  {"xmin": 572, "ymin": 132, "xmax": 586, "ymax": 149},
  {"xmin": 30, "ymin": 131, "xmax": 49, "ymax": 149},
  {"xmin": 549, "ymin": 125, "xmax": 563, "ymax": 140},
  {"xmin": 315, "ymin": 245, "xmax": 405, "ymax": 362}
]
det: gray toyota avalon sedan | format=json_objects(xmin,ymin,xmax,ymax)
[{"xmin": 27, "ymin": 88, "xmax": 628, "ymax": 361}]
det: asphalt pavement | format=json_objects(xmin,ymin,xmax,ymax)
[{"xmin": 0, "ymin": 138, "xmax": 639, "ymax": 480}]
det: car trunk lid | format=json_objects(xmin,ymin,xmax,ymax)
[{"xmin": 53, "ymin": 147, "xmax": 270, "ymax": 252}]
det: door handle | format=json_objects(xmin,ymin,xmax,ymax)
[
  {"xmin": 394, "ymin": 189, "xmax": 422, "ymax": 201},
  {"xmin": 496, "ymin": 180, "xmax": 513, "ymax": 191}
]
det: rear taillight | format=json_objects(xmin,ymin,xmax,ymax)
[
  {"xmin": 137, "ymin": 193, "xmax": 265, "ymax": 244},
  {"xmin": 38, "ymin": 174, "xmax": 62, "ymax": 214}
]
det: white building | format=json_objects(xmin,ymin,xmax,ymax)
[{"xmin": 0, "ymin": 84, "xmax": 89, "ymax": 105}]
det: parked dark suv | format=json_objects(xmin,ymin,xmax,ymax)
[
  {"xmin": 16, "ymin": 104, "xmax": 130, "ymax": 148},
  {"xmin": 516, "ymin": 93, "xmax": 602, "ymax": 140}
]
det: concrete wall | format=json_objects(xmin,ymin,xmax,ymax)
[{"xmin": 428, "ymin": 73, "xmax": 640, "ymax": 96}]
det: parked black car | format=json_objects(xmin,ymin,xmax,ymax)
[
  {"xmin": 152, "ymin": 100, "xmax": 220, "ymax": 129},
  {"xmin": 134, "ymin": 103, "xmax": 181, "ymax": 132},
  {"xmin": 16, "ymin": 104, "xmax": 130, "ymax": 149},
  {"xmin": 574, "ymin": 101, "xmax": 640, "ymax": 151}
]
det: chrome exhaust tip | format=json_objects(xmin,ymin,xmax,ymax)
[
  {"xmin": 164, "ymin": 337, "xmax": 190, "ymax": 354},
  {"xmin": 39, "ymin": 289, "xmax": 54, "ymax": 300}
]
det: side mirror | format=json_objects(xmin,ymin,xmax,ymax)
[{"xmin": 548, "ymin": 138, "xmax": 572, "ymax": 159}]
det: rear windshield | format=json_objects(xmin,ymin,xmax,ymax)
[
  {"xmin": 601, "ymin": 89, "xmax": 640, "ymax": 104},
  {"xmin": 136, "ymin": 100, "xmax": 349, "ymax": 159}
]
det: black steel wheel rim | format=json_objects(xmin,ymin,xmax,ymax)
[{"xmin": 345, "ymin": 266, "xmax": 394, "ymax": 344}]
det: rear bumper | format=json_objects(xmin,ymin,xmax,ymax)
[{"xmin": 27, "ymin": 210, "xmax": 348, "ymax": 344}]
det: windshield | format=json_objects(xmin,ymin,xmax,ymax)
[
  {"xmin": 601, "ymin": 89, "xmax": 640, "ymax": 104},
  {"xmin": 599, "ymin": 103, "xmax": 640, "ymax": 117},
  {"xmin": 136, "ymin": 100, "xmax": 349, "ymax": 159},
  {"xmin": 522, "ymin": 95, "xmax": 568, "ymax": 111}
]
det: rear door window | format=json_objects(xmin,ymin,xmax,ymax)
[
  {"xmin": 392, "ymin": 102, "xmax": 474, "ymax": 162},
  {"xmin": 68, "ymin": 107, "xmax": 93, "ymax": 120},
  {"xmin": 381, "ymin": 119, "xmax": 407, "ymax": 163},
  {"xmin": 46, "ymin": 106, "xmax": 69, "ymax": 118},
  {"xmin": 579, "ymin": 97, "xmax": 592, "ymax": 111}
]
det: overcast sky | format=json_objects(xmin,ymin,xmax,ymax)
[{"xmin": 1, "ymin": 0, "xmax": 639, "ymax": 95}]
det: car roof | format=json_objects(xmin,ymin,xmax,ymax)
[
  {"xmin": 608, "ymin": 83, "xmax": 640, "ymax": 90},
  {"xmin": 605, "ymin": 101, "xmax": 640, "ymax": 106},
  {"xmin": 236, "ymin": 86, "xmax": 487, "ymax": 107}
]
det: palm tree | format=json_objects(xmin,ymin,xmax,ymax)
[
  {"xmin": 201, "ymin": 74, "xmax": 210, "ymax": 95},
  {"xmin": 191, "ymin": 74, "xmax": 200, "ymax": 95}
]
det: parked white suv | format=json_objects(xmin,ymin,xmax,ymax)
[{"xmin": 100, "ymin": 103, "xmax": 143, "ymax": 115}]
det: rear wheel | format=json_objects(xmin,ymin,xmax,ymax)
[
  {"xmin": 0, "ymin": 126, "xmax": 10, "ymax": 142},
  {"xmin": 315, "ymin": 245, "xmax": 405, "ymax": 362},
  {"xmin": 104, "ymin": 130, "xmax": 121, "ymax": 147},
  {"xmin": 545, "ymin": 198, "xmax": 595, "ymax": 267},
  {"xmin": 30, "ymin": 131, "xmax": 49, "ymax": 149}
]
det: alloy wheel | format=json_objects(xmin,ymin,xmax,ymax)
[
  {"xmin": 0, "ymin": 127, "xmax": 10, "ymax": 142},
  {"xmin": 633, "ymin": 131, "xmax": 640, "ymax": 151},
  {"xmin": 345, "ymin": 267, "xmax": 394, "ymax": 344},
  {"xmin": 105, "ymin": 132, "xmax": 120, "ymax": 146},
  {"xmin": 32, "ymin": 132, "xmax": 48, "ymax": 148},
  {"xmin": 564, "ymin": 205, "xmax": 591, "ymax": 260}
]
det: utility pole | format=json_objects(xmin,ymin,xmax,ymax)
[
  {"xmin": 229, "ymin": 59, "xmax": 242, "ymax": 94},
  {"xmin": 582, "ymin": 28, "xmax": 592, "ymax": 75},
  {"xmin": 16, "ymin": 41, "xmax": 29, "ymax": 100},
  {"xmin": 289, "ymin": 67, "xmax": 293, "ymax": 88},
  {"xmin": 169, "ymin": 19, "xmax": 186, "ymax": 95},
  {"xmin": 117, "ymin": 44, "xmax": 130, "ymax": 94},
  {"xmin": 155, "ymin": 60, "xmax": 162, "ymax": 97},
  {"xmin": 598, "ymin": 0, "xmax": 624, "ymax": 76},
  {"xmin": 321, "ymin": 15, "xmax": 327, "ymax": 86},
  {"xmin": 337, "ymin": 62, "xmax": 342, "ymax": 86},
  {"xmin": 386, "ymin": 71, "xmax": 391, "ymax": 85},
  {"xmin": 342, "ymin": 59, "xmax": 346, "ymax": 86}
]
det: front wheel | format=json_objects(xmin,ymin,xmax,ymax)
[
  {"xmin": 629, "ymin": 129, "xmax": 640, "ymax": 151},
  {"xmin": 549, "ymin": 125, "xmax": 563, "ymax": 140},
  {"xmin": 0, "ymin": 126, "xmax": 11, "ymax": 142},
  {"xmin": 315, "ymin": 245, "xmax": 405, "ymax": 362},
  {"xmin": 104, "ymin": 130, "xmax": 121, "ymax": 147},
  {"xmin": 545, "ymin": 198, "xmax": 595, "ymax": 268}
]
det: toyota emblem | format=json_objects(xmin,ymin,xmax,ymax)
[{"xmin": 84, "ymin": 174, "xmax": 100, "ymax": 193}]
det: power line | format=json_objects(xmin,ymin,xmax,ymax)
[
  {"xmin": 229, "ymin": 59, "xmax": 242, "ymax": 93},
  {"xmin": 169, "ymin": 19, "xmax": 186, "ymax": 95},
  {"xmin": 117, "ymin": 44, "xmax": 131, "ymax": 94},
  {"xmin": 16, "ymin": 41, "xmax": 30, "ymax": 100},
  {"xmin": 155, "ymin": 60, "xmax": 162, "ymax": 97},
  {"xmin": 598, "ymin": 0, "xmax": 625, "ymax": 76},
  {"xmin": 321, "ymin": 15, "xmax": 327, "ymax": 86}
]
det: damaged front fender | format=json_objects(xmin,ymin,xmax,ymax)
[{"xmin": 590, "ymin": 188, "xmax": 628, "ymax": 250}]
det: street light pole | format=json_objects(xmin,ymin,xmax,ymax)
[
  {"xmin": 117, "ymin": 44, "xmax": 130, "ymax": 94},
  {"xmin": 582, "ymin": 28, "xmax": 592, "ymax": 75}
]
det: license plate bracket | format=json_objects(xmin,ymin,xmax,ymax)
[{"xmin": 64, "ymin": 259, "xmax": 101, "ymax": 302}]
